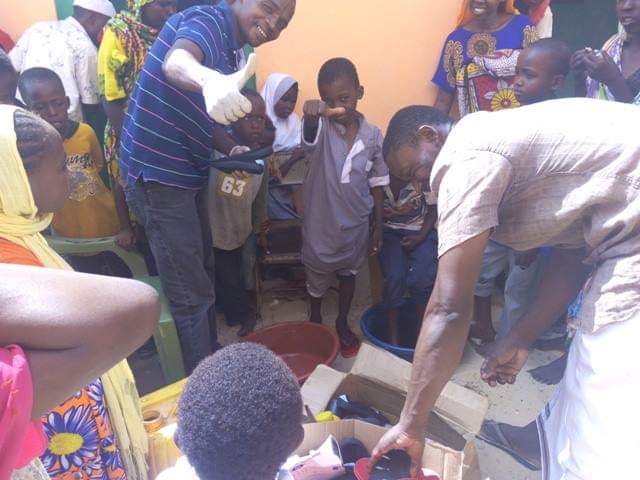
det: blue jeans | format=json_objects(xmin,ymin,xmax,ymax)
[
  {"xmin": 125, "ymin": 179, "xmax": 216, "ymax": 373},
  {"xmin": 379, "ymin": 228, "xmax": 438, "ymax": 309}
]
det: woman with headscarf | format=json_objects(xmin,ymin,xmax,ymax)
[
  {"xmin": 260, "ymin": 73, "xmax": 305, "ymax": 220},
  {"xmin": 98, "ymin": 0, "xmax": 177, "ymax": 249},
  {"xmin": 432, "ymin": 0, "xmax": 539, "ymax": 116},
  {"xmin": 0, "ymin": 106, "xmax": 150, "ymax": 480}
]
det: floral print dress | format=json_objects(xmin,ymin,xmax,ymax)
[
  {"xmin": 432, "ymin": 14, "xmax": 539, "ymax": 116},
  {"xmin": 41, "ymin": 380, "xmax": 127, "ymax": 480}
]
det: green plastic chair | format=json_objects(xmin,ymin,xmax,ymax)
[{"xmin": 45, "ymin": 235, "xmax": 186, "ymax": 384}]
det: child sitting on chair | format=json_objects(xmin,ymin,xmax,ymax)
[
  {"xmin": 209, "ymin": 88, "xmax": 271, "ymax": 337},
  {"xmin": 380, "ymin": 112, "xmax": 440, "ymax": 345},
  {"xmin": 302, "ymin": 58, "xmax": 389, "ymax": 357},
  {"xmin": 18, "ymin": 67, "xmax": 129, "ymax": 276}
]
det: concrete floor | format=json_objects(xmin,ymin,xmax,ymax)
[{"xmin": 131, "ymin": 263, "xmax": 561, "ymax": 480}]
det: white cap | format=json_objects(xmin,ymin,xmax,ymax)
[{"xmin": 73, "ymin": 0, "xmax": 116, "ymax": 17}]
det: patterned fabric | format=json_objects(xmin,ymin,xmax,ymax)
[
  {"xmin": 455, "ymin": 49, "xmax": 522, "ymax": 116},
  {"xmin": 383, "ymin": 183, "xmax": 434, "ymax": 232},
  {"xmin": 9, "ymin": 17, "xmax": 99, "ymax": 122},
  {"xmin": 431, "ymin": 98, "xmax": 640, "ymax": 333},
  {"xmin": 432, "ymin": 14, "xmax": 538, "ymax": 104},
  {"xmin": 41, "ymin": 380, "xmax": 127, "ymax": 480},
  {"xmin": 586, "ymin": 33, "xmax": 640, "ymax": 105},
  {"xmin": 119, "ymin": 3, "xmax": 243, "ymax": 189},
  {"xmin": 98, "ymin": 0, "xmax": 159, "ymax": 183}
]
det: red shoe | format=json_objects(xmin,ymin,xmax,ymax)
[{"xmin": 339, "ymin": 332, "xmax": 361, "ymax": 358}]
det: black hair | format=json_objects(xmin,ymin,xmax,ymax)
[
  {"xmin": 241, "ymin": 87, "xmax": 265, "ymax": 105},
  {"xmin": 0, "ymin": 50, "xmax": 15, "ymax": 77},
  {"xmin": 17, "ymin": 67, "xmax": 65, "ymax": 104},
  {"xmin": 383, "ymin": 106, "xmax": 454, "ymax": 157},
  {"xmin": 525, "ymin": 38, "xmax": 572, "ymax": 76},
  {"xmin": 318, "ymin": 57, "xmax": 360, "ymax": 89},
  {"xmin": 177, "ymin": 343, "xmax": 303, "ymax": 480},
  {"xmin": 13, "ymin": 109, "xmax": 55, "ymax": 168}
]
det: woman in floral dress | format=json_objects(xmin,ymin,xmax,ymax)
[{"xmin": 432, "ymin": 0, "xmax": 538, "ymax": 116}]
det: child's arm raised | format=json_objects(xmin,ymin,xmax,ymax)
[{"xmin": 302, "ymin": 100, "xmax": 345, "ymax": 143}]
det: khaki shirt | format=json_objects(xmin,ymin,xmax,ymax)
[{"xmin": 431, "ymin": 98, "xmax": 640, "ymax": 332}]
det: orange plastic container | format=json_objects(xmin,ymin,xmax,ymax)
[{"xmin": 244, "ymin": 322, "xmax": 339, "ymax": 384}]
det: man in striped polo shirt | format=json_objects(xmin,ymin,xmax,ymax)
[{"xmin": 121, "ymin": 0, "xmax": 296, "ymax": 373}]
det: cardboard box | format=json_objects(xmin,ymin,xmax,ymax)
[
  {"xmin": 295, "ymin": 420, "xmax": 479, "ymax": 480},
  {"xmin": 300, "ymin": 344, "xmax": 488, "ymax": 477}
]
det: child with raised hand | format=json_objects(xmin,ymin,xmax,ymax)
[
  {"xmin": 18, "ymin": 67, "xmax": 129, "ymax": 276},
  {"xmin": 209, "ymin": 88, "xmax": 270, "ymax": 337},
  {"xmin": 302, "ymin": 58, "xmax": 389, "ymax": 357}
]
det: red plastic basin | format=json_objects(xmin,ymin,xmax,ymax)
[{"xmin": 244, "ymin": 322, "xmax": 339, "ymax": 384}]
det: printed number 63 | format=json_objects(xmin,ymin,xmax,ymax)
[{"xmin": 221, "ymin": 176, "xmax": 246, "ymax": 197}]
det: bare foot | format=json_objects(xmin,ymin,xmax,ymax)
[{"xmin": 528, "ymin": 353, "xmax": 568, "ymax": 385}]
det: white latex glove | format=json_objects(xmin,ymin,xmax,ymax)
[{"xmin": 203, "ymin": 53, "xmax": 257, "ymax": 125}]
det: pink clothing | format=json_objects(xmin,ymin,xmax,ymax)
[{"xmin": 0, "ymin": 345, "xmax": 47, "ymax": 479}]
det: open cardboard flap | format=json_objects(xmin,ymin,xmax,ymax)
[
  {"xmin": 295, "ymin": 420, "xmax": 480, "ymax": 480},
  {"xmin": 301, "ymin": 344, "xmax": 488, "ymax": 449}
]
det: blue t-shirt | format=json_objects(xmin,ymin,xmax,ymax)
[
  {"xmin": 432, "ymin": 14, "xmax": 537, "ymax": 94},
  {"xmin": 120, "ymin": 4, "xmax": 243, "ymax": 189}
]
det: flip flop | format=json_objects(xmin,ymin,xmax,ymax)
[
  {"xmin": 340, "ymin": 332, "xmax": 361, "ymax": 358},
  {"xmin": 476, "ymin": 420, "xmax": 541, "ymax": 471}
]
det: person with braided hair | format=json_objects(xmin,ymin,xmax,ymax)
[{"xmin": 98, "ymin": 0, "xmax": 177, "ymax": 250}]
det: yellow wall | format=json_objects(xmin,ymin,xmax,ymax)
[
  {"xmin": 0, "ymin": 0, "xmax": 58, "ymax": 40},
  {"xmin": 2, "ymin": 0, "xmax": 464, "ymax": 131},
  {"xmin": 256, "ymin": 0, "xmax": 464, "ymax": 131}
]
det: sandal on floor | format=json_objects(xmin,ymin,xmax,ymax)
[
  {"xmin": 339, "ymin": 331, "xmax": 361, "ymax": 358},
  {"xmin": 476, "ymin": 420, "xmax": 541, "ymax": 471}
]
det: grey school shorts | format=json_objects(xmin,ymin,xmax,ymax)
[{"xmin": 305, "ymin": 265, "xmax": 358, "ymax": 298}]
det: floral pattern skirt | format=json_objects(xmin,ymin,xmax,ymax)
[{"xmin": 40, "ymin": 379, "xmax": 127, "ymax": 480}]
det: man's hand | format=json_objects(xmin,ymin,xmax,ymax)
[
  {"xmin": 115, "ymin": 227, "xmax": 136, "ymax": 251},
  {"xmin": 303, "ymin": 100, "xmax": 346, "ymax": 121},
  {"xmin": 203, "ymin": 53, "xmax": 257, "ymax": 125},
  {"xmin": 480, "ymin": 336, "xmax": 530, "ymax": 387},
  {"xmin": 369, "ymin": 224, "xmax": 382, "ymax": 256},
  {"xmin": 401, "ymin": 233, "xmax": 426, "ymax": 251},
  {"xmin": 370, "ymin": 425, "xmax": 425, "ymax": 478}
]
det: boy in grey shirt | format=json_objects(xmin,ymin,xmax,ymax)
[{"xmin": 302, "ymin": 58, "xmax": 389, "ymax": 357}]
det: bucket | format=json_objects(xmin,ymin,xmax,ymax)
[{"xmin": 360, "ymin": 300, "xmax": 421, "ymax": 361}]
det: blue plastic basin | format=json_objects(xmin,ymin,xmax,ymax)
[{"xmin": 360, "ymin": 300, "xmax": 421, "ymax": 361}]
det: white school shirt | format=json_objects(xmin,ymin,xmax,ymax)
[{"xmin": 10, "ymin": 17, "xmax": 100, "ymax": 122}]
